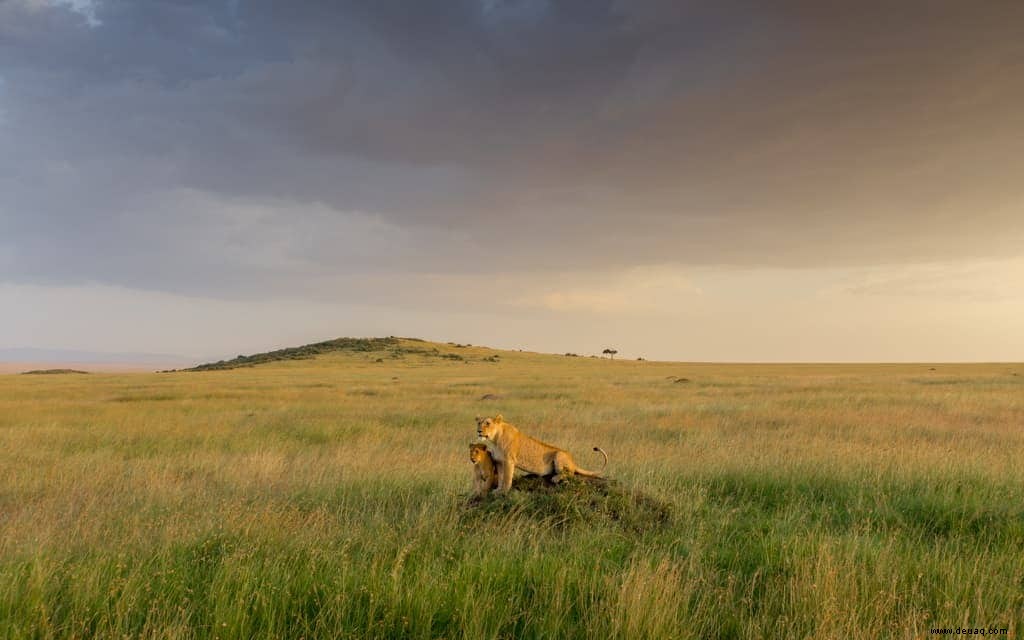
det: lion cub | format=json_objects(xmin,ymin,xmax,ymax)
[{"xmin": 469, "ymin": 442, "xmax": 499, "ymax": 496}]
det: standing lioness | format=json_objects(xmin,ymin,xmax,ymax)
[{"xmin": 476, "ymin": 414, "xmax": 607, "ymax": 493}]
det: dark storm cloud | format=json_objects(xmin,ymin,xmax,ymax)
[{"xmin": 2, "ymin": 0, "xmax": 1023, "ymax": 295}]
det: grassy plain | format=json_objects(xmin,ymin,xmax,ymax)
[{"xmin": 1, "ymin": 339, "xmax": 1022, "ymax": 639}]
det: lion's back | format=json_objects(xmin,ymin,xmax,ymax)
[{"xmin": 513, "ymin": 431, "xmax": 561, "ymax": 472}]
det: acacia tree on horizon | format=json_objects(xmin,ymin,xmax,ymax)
[{"xmin": 602, "ymin": 348, "xmax": 618, "ymax": 360}]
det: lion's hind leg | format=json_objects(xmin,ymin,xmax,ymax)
[{"xmin": 549, "ymin": 452, "xmax": 576, "ymax": 484}]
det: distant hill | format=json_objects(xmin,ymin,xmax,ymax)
[
  {"xmin": 179, "ymin": 337, "xmax": 403, "ymax": 371},
  {"xmin": 177, "ymin": 336, "xmax": 513, "ymax": 372},
  {"xmin": 21, "ymin": 369, "xmax": 90, "ymax": 375},
  {"xmin": 0, "ymin": 347, "xmax": 198, "ymax": 373}
]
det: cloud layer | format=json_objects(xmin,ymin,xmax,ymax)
[{"xmin": 3, "ymin": 0, "xmax": 1023, "ymax": 300}]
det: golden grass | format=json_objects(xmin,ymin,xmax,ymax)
[{"xmin": 1, "ymin": 340, "xmax": 1022, "ymax": 638}]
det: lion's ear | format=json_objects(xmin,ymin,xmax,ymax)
[
  {"xmin": 495, "ymin": 414, "xmax": 503, "ymax": 422},
  {"xmin": 475, "ymin": 415, "xmax": 482, "ymax": 422}
]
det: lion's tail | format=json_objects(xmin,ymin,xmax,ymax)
[{"xmin": 575, "ymin": 447, "xmax": 608, "ymax": 477}]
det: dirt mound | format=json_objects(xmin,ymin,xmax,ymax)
[{"xmin": 461, "ymin": 476, "xmax": 673, "ymax": 533}]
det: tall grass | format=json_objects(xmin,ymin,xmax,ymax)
[{"xmin": 1, "ymin": 342, "xmax": 1022, "ymax": 638}]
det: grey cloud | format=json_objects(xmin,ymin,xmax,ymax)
[{"xmin": 2, "ymin": 0, "xmax": 1024, "ymax": 297}]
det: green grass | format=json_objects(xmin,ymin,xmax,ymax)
[{"xmin": 1, "ymin": 340, "xmax": 1022, "ymax": 638}]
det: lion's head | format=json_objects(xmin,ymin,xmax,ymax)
[
  {"xmin": 475, "ymin": 414, "xmax": 503, "ymax": 440},
  {"xmin": 469, "ymin": 442, "xmax": 489, "ymax": 463}
]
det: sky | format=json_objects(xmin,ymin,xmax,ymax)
[{"xmin": 1, "ymin": 0, "xmax": 1023, "ymax": 362}]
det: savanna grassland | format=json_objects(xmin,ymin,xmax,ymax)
[{"xmin": 1, "ymin": 339, "xmax": 1022, "ymax": 639}]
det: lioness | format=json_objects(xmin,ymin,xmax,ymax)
[
  {"xmin": 476, "ymin": 414, "xmax": 607, "ymax": 492},
  {"xmin": 469, "ymin": 442, "xmax": 499, "ymax": 496}
]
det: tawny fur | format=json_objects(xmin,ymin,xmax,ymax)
[
  {"xmin": 476, "ymin": 414, "xmax": 608, "ymax": 493},
  {"xmin": 469, "ymin": 442, "xmax": 499, "ymax": 496}
]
